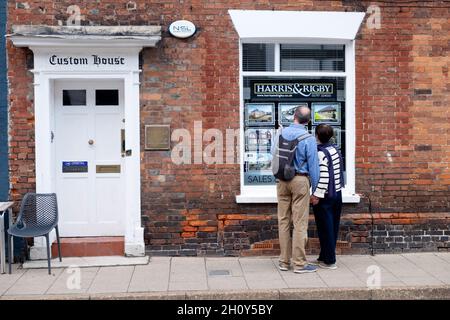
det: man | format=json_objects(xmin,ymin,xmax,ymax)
[{"xmin": 272, "ymin": 106, "xmax": 320, "ymax": 273}]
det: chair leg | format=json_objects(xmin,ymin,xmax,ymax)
[
  {"xmin": 7, "ymin": 234, "xmax": 12, "ymax": 274},
  {"xmin": 45, "ymin": 234, "xmax": 51, "ymax": 275},
  {"xmin": 55, "ymin": 226, "xmax": 62, "ymax": 262}
]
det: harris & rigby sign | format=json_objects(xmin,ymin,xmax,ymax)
[{"xmin": 250, "ymin": 80, "xmax": 337, "ymax": 101}]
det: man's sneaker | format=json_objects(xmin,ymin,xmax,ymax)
[
  {"xmin": 294, "ymin": 264, "xmax": 318, "ymax": 274},
  {"xmin": 319, "ymin": 262, "xmax": 338, "ymax": 270},
  {"xmin": 278, "ymin": 262, "xmax": 290, "ymax": 271},
  {"xmin": 309, "ymin": 259, "xmax": 323, "ymax": 266}
]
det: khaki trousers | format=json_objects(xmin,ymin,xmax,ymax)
[{"xmin": 277, "ymin": 175, "xmax": 310, "ymax": 267}]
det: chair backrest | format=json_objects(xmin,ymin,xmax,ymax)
[{"xmin": 17, "ymin": 193, "xmax": 58, "ymax": 230}]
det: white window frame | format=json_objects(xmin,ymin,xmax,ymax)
[{"xmin": 236, "ymin": 39, "xmax": 360, "ymax": 204}]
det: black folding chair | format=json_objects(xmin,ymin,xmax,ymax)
[{"xmin": 8, "ymin": 193, "xmax": 62, "ymax": 274}]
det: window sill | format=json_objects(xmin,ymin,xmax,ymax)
[{"xmin": 236, "ymin": 192, "xmax": 360, "ymax": 204}]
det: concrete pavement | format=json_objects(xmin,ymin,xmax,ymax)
[{"xmin": 1, "ymin": 252, "xmax": 450, "ymax": 299}]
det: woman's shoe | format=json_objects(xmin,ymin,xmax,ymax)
[
  {"xmin": 309, "ymin": 259, "xmax": 323, "ymax": 266},
  {"xmin": 318, "ymin": 262, "xmax": 338, "ymax": 270}
]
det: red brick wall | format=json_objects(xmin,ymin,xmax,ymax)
[
  {"xmin": 6, "ymin": 1, "xmax": 450, "ymax": 255},
  {"xmin": 355, "ymin": 2, "xmax": 450, "ymax": 213}
]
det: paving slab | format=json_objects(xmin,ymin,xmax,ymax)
[
  {"xmin": 87, "ymin": 266, "xmax": 134, "ymax": 294},
  {"xmin": 128, "ymin": 258, "xmax": 170, "ymax": 292},
  {"xmin": 4, "ymin": 268, "xmax": 63, "ymax": 296},
  {"xmin": 399, "ymin": 277, "xmax": 443, "ymax": 286},
  {"xmin": 169, "ymin": 257, "xmax": 208, "ymax": 291},
  {"xmin": 239, "ymin": 258, "xmax": 279, "ymax": 273},
  {"xmin": 434, "ymin": 252, "xmax": 450, "ymax": 264},
  {"xmin": 402, "ymin": 253, "xmax": 450, "ymax": 285},
  {"xmin": 337, "ymin": 255, "xmax": 404, "ymax": 287},
  {"xmin": 170, "ymin": 257, "xmax": 207, "ymax": 282},
  {"xmin": 370, "ymin": 254, "xmax": 433, "ymax": 279},
  {"xmin": 169, "ymin": 281, "xmax": 208, "ymax": 291},
  {"xmin": 316, "ymin": 261, "xmax": 366, "ymax": 288},
  {"xmin": 0, "ymin": 265, "xmax": 27, "ymax": 295},
  {"xmin": 246, "ymin": 279, "xmax": 289, "ymax": 290},
  {"xmin": 206, "ymin": 257, "xmax": 244, "ymax": 277},
  {"xmin": 206, "ymin": 258, "xmax": 248, "ymax": 290},
  {"xmin": 207, "ymin": 277, "xmax": 248, "ymax": 290},
  {"xmin": 46, "ymin": 267, "xmax": 99, "ymax": 295},
  {"xmin": 240, "ymin": 258, "xmax": 284, "ymax": 281},
  {"xmin": 279, "ymin": 273, "xmax": 328, "ymax": 288}
]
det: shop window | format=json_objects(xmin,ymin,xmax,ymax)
[
  {"xmin": 243, "ymin": 75, "xmax": 346, "ymax": 186},
  {"xmin": 96, "ymin": 90, "xmax": 119, "ymax": 106},
  {"xmin": 230, "ymin": 10, "xmax": 364, "ymax": 203},
  {"xmin": 239, "ymin": 41, "xmax": 358, "ymax": 203},
  {"xmin": 63, "ymin": 90, "xmax": 86, "ymax": 106}
]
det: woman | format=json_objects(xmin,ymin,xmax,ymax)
[{"xmin": 310, "ymin": 124, "xmax": 344, "ymax": 270}]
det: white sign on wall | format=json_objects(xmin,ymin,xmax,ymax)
[
  {"xmin": 168, "ymin": 20, "xmax": 196, "ymax": 39},
  {"xmin": 48, "ymin": 54, "xmax": 126, "ymax": 67},
  {"xmin": 33, "ymin": 49, "xmax": 138, "ymax": 72}
]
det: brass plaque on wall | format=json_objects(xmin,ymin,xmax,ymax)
[
  {"xmin": 96, "ymin": 165, "xmax": 121, "ymax": 173},
  {"xmin": 145, "ymin": 125, "xmax": 171, "ymax": 150}
]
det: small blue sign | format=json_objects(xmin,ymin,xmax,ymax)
[{"xmin": 62, "ymin": 161, "xmax": 88, "ymax": 173}]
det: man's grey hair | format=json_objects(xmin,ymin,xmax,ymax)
[{"xmin": 294, "ymin": 106, "xmax": 311, "ymax": 124}]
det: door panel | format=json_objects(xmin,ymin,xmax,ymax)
[
  {"xmin": 95, "ymin": 113, "xmax": 122, "ymax": 162},
  {"xmin": 95, "ymin": 177, "xmax": 123, "ymax": 224},
  {"xmin": 55, "ymin": 80, "xmax": 125, "ymax": 237},
  {"xmin": 58, "ymin": 114, "xmax": 90, "ymax": 158},
  {"xmin": 58, "ymin": 177, "xmax": 90, "ymax": 224}
]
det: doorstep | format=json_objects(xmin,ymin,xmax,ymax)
[
  {"xmin": 51, "ymin": 237, "xmax": 124, "ymax": 258},
  {"xmin": 22, "ymin": 255, "xmax": 149, "ymax": 269}
]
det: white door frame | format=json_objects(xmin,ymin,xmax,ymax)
[
  {"xmin": 9, "ymin": 29, "xmax": 161, "ymax": 259},
  {"xmin": 29, "ymin": 56, "xmax": 144, "ymax": 259}
]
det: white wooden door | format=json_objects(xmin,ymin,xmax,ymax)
[{"xmin": 55, "ymin": 80, "xmax": 125, "ymax": 236}]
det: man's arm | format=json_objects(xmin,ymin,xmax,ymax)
[
  {"xmin": 305, "ymin": 136, "xmax": 320, "ymax": 193},
  {"xmin": 271, "ymin": 127, "xmax": 282, "ymax": 157}
]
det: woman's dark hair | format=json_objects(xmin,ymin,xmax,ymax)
[{"xmin": 315, "ymin": 124, "xmax": 334, "ymax": 144}]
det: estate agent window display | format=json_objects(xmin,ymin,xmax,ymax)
[{"xmin": 242, "ymin": 44, "xmax": 347, "ymax": 188}]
